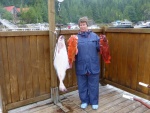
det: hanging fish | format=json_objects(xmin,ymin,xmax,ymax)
[
  {"xmin": 54, "ymin": 35, "xmax": 70, "ymax": 92},
  {"xmin": 67, "ymin": 35, "xmax": 78, "ymax": 68},
  {"xmin": 99, "ymin": 35, "xmax": 111, "ymax": 63}
]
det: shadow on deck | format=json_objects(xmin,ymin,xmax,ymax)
[{"xmin": 8, "ymin": 84, "xmax": 150, "ymax": 113}]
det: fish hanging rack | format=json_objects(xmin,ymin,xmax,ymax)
[
  {"xmin": 53, "ymin": 0, "xmax": 65, "ymax": 61},
  {"xmin": 55, "ymin": 0, "xmax": 64, "ymax": 41}
]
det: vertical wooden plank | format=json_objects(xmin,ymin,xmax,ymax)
[
  {"xmin": 107, "ymin": 33, "xmax": 115, "ymax": 81},
  {"xmin": 0, "ymin": 37, "xmax": 7, "ymax": 113},
  {"xmin": 125, "ymin": 34, "xmax": 136, "ymax": 88},
  {"xmin": 112, "ymin": 33, "xmax": 121, "ymax": 83},
  {"xmin": 146, "ymin": 34, "xmax": 150, "ymax": 96},
  {"xmin": 43, "ymin": 36, "xmax": 51, "ymax": 93},
  {"xmin": 104, "ymin": 33, "xmax": 112, "ymax": 80},
  {"xmin": 137, "ymin": 34, "xmax": 146, "ymax": 92},
  {"xmin": 72, "ymin": 64, "xmax": 77, "ymax": 86},
  {"xmin": 37, "ymin": 36, "xmax": 46, "ymax": 95},
  {"xmin": 137, "ymin": 34, "xmax": 149, "ymax": 94},
  {"xmin": 143, "ymin": 34, "xmax": 150, "ymax": 95},
  {"xmin": 7, "ymin": 37, "xmax": 19, "ymax": 102},
  {"xmin": 48, "ymin": 0, "xmax": 57, "ymax": 88},
  {"xmin": 0, "ymin": 86, "xmax": 7, "ymax": 113},
  {"xmin": 126, "ymin": 34, "xmax": 139, "ymax": 90},
  {"xmin": 125, "ymin": 33, "xmax": 133, "ymax": 88},
  {"xmin": 121, "ymin": 33, "xmax": 129, "ymax": 87},
  {"xmin": 0, "ymin": 38, "xmax": 4, "ymax": 90},
  {"xmin": 115, "ymin": 33, "xmax": 123, "ymax": 85},
  {"xmin": 66, "ymin": 70, "xmax": 73, "ymax": 88},
  {"xmin": 30, "ymin": 36, "xmax": 40, "ymax": 97},
  {"xmin": 23, "ymin": 36, "xmax": 33, "ymax": 99},
  {"xmin": 0, "ymin": 85, "xmax": 2, "ymax": 112},
  {"xmin": 15, "ymin": 37, "xmax": 26, "ymax": 101},
  {"xmin": 1, "ymin": 37, "xmax": 11, "ymax": 104},
  {"xmin": 63, "ymin": 71, "xmax": 69, "ymax": 89}
]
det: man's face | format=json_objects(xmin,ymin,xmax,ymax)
[{"xmin": 79, "ymin": 22, "xmax": 88, "ymax": 32}]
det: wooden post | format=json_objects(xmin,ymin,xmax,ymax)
[{"xmin": 48, "ymin": 0, "xmax": 59, "ymax": 104}]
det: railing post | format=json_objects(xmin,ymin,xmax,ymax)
[
  {"xmin": 48, "ymin": 0, "xmax": 59, "ymax": 104},
  {"xmin": 51, "ymin": 87, "xmax": 59, "ymax": 104}
]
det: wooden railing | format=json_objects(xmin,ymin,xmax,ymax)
[
  {"xmin": 1, "ymin": 28, "xmax": 150, "ymax": 113},
  {"xmin": 0, "ymin": 29, "xmax": 102, "ymax": 113},
  {"xmin": 0, "ymin": 31, "xmax": 51, "ymax": 113},
  {"xmin": 103, "ymin": 28, "xmax": 150, "ymax": 100}
]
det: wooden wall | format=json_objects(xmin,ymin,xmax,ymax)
[
  {"xmin": 0, "ymin": 31, "xmax": 51, "ymax": 112},
  {"xmin": 103, "ymin": 28, "xmax": 150, "ymax": 100},
  {"xmin": 0, "ymin": 29, "xmax": 102, "ymax": 113}
]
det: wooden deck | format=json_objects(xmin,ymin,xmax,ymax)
[{"xmin": 7, "ymin": 84, "xmax": 150, "ymax": 113}]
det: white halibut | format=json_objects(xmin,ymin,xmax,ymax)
[{"xmin": 53, "ymin": 35, "xmax": 70, "ymax": 91}]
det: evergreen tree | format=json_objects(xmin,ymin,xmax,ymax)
[
  {"xmin": 0, "ymin": 4, "xmax": 12, "ymax": 20},
  {"xmin": 0, "ymin": 0, "xmax": 150, "ymax": 24}
]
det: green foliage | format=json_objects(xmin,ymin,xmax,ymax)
[
  {"xmin": 141, "ymin": 3, "xmax": 150, "ymax": 20},
  {"xmin": 21, "ymin": 7, "xmax": 37, "ymax": 23},
  {"xmin": 55, "ymin": 0, "xmax": 150, "ymax": 24},
  {"xmin": 0, "ymin": 0, "xmax": 150, "ymax": 24},
  {"xmin": 2, "ymin": 11, "xmax": 12, "ymax": 20},
  {"xmin": 0, "ymin": 4, "xmax": 12, "ymax": 20},
  {"xmin": 20, "ymin": 0, "xmax": 48, "ymax": 23}
]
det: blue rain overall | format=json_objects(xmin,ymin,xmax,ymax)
[{"xmin": 75, "ymin": 30, "xmax": 100, "ymax": 105}]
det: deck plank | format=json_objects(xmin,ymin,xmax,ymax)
[
  {"xmin": 88, "ymin": 94, "xmax": 125, "ymax": 113},
  {"xmin": 31, "ymin": 105, "xmax": 64, "ymax": 113},
  {"xmin": 115, "ymin": 102, "xmax": 142, "ymax": 113},
  {"xmin": 8, "ymin": 84, "xmax": 150, "ymax": 113},
  {"xmin": 144, "ymin": 109, "xmax": 150, "ymax": 113},
  {"xmin": 102, "ymin": 99, "xmax": 136, "ymax": 113},
  {"xmin": 21, "ymin": 104, "xmax": 55, "ymax": 113},
  {"xmin": 128, "ymin": 105, "xmax": 148, "ymax": 113},
  {"xmin": 91, "ymin": 97, "xmax": 127, "ymax": 113}
]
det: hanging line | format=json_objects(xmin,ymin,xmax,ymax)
[
  {"xmin": 58, "ymin": 2, "xmax": 62, "ymax": 18},
  {"xmin": 53, "ymin": 1, "xmax": 64, "ymax": 60},
  {"xmin": 56, "ymin": 1, "xmax": 63, "ymax": 39}
]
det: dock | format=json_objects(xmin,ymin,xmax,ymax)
[{"xmin": 7, "ymin": 84, "xmax": 150, "ymax": 113}]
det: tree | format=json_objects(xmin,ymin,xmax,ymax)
[
  {"xmin": 0, "ymin": 4, "xmax": 12, "ymax": 20},
  {"xmin": 0, "ymin": 0, "xmax": 150, "ymax": 24},
  {"xmin": 123, "ymin": 6, "xmax": 137, "ymax": 22},
  {"xmin": 141, "ymin": 3, "xmax": 150, "ymax": 20},
  {"xmin": 21, "ymin": 7, "xmax": 37, "ymax": 23}
]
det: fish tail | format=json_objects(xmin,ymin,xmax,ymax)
[{"xmin": 59, "ymin": 80, "xmax": 67, "ymax": 92}]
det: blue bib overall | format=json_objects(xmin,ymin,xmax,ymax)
[{"xmin": 75, "ymin": 30, "xmax": 100, "ymax": 105}]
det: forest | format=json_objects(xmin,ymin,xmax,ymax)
[{"xmin": 0, "ymin": 0, "xmax": 150, "ymax": 24}]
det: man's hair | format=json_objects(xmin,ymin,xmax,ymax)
[{"xmin": 78, "ymin": 16, "xmax": 88, "ymax": 26}]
